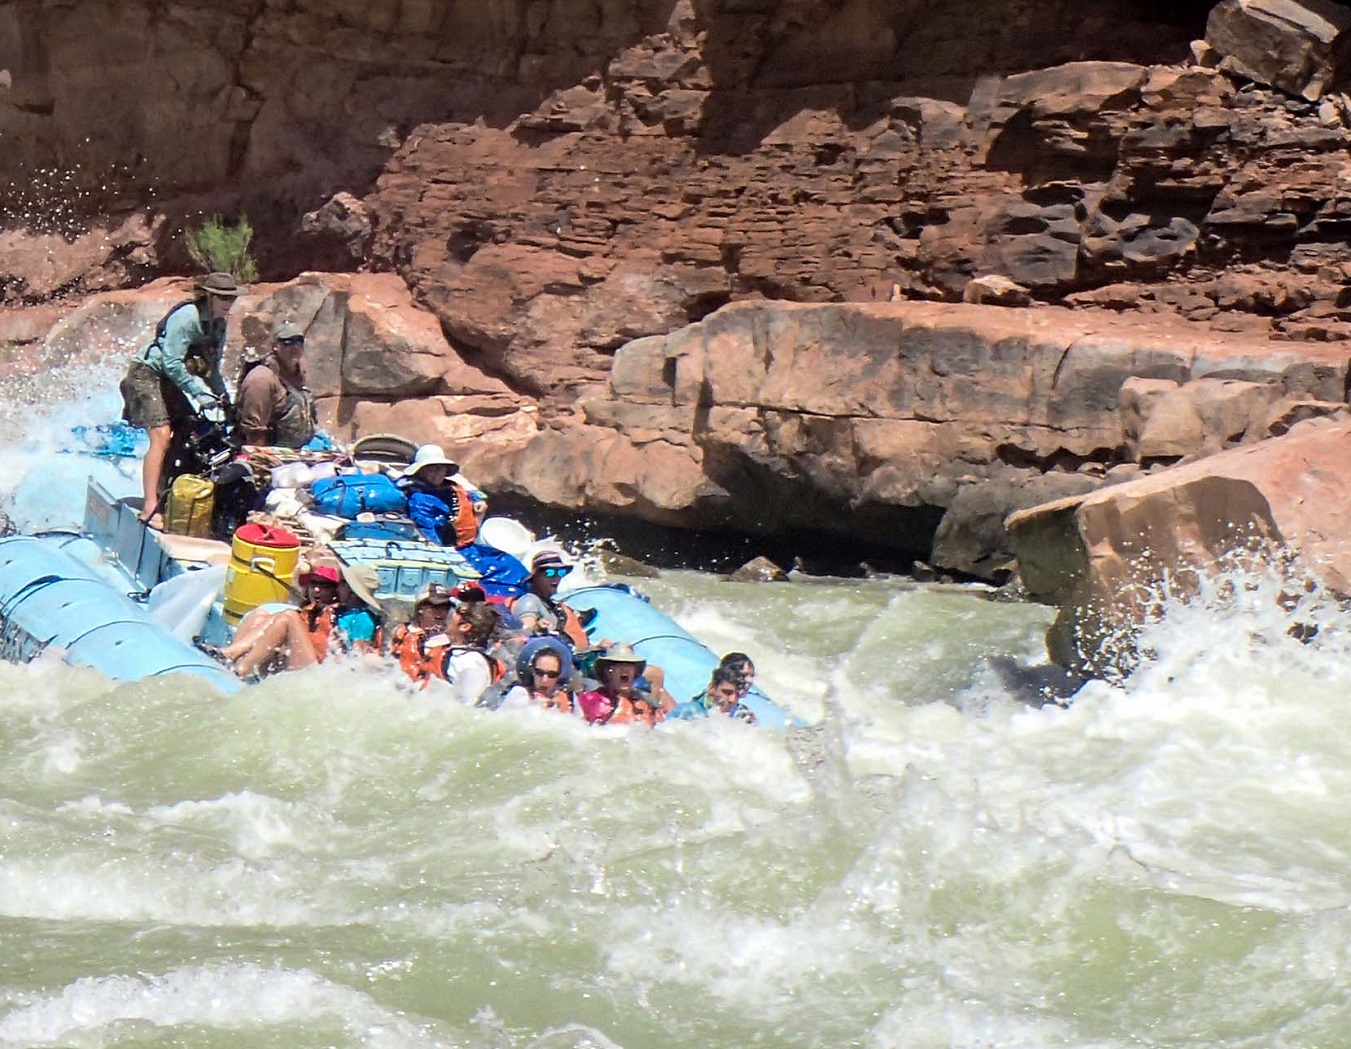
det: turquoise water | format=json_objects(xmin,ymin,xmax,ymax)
[{"xmin": 2, "ymin": 368, "xmax": 1350, "ymax": 1046}]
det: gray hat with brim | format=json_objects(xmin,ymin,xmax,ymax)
[
  {"xmin": 596, "ymin": 641, "xmax": 646, "ymax": 675},
  {"xmin": 274, "ymin": 321, "xmax": 306, "ymax": 341},
  {"xmin": 195, "ymin": 272, "xmax": 246, "ymax": 298},
  {"xmin": 338, "ymin": 563, "xmax": 383, "ymax": 611}
]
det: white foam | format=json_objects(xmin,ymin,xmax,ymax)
[{"xmin": 0, "ymin": 963, "xmax": 457, "ymax": 1047}]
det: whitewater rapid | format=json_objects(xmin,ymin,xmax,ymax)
[{"xmin": 0, "ymin": 367, "xmax": 1349, "ymax": 1047}]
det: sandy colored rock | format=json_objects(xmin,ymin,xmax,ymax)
[{"xmin": 1008, "ymin": 417, "xmax": 1351, "ymax": 674}]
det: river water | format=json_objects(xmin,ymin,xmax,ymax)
[{"xmin": 0, "ymin": 363, "xmax": 1349, "ymax": 1047}]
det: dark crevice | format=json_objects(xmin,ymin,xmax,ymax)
[{"xmin": 487, "ymin": 492, "xmax": 935, "ymax": 576}]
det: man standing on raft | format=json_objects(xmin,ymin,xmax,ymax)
[{"xmin": 119, "ymin": 271, "xmax": 244, "ymax": 529}]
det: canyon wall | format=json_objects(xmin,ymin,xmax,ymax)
[{"xmin": 6, "ymin": 0, "xmax": 1351, "ymax": 573}]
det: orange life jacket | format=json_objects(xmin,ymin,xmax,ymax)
[
  {"xmin": 390, "ymin": 624, "xmax": 446, "ymax": 689},
  {"xmin": 449, "ymin": 485, "xmax": 478, "ymax": 547},
  {"xmin": 524, "ymin": 686, "xmax": 574, "ymax": 714},
  {"xmin": 305, "ymin": 604, "xmax": 336, "ymax": 663}
]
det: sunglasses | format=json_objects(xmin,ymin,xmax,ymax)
[
  {"xmin": 278, "ymin": 336, "xmax": 305, "ymax": 346},
  {"xmin": 541, "ymin": 566, "xmax": 571, "ymax": 579},
  {"xmin": 533, "ymin": 667, "xmax": 561, "ymax": 679}
]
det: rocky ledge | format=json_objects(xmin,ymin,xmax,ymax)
[{"xmin": 10, "ymin": 279, "xmax": 1349, "ymax": 583}]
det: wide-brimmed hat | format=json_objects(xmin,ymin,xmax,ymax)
[
  {"xmin": 338, "ymin": 563, "xmax": 382, "ymax": 610},
  {"xmin": 195, "ymin": 272, "xmax": 245, "ymax": 298},
  {"xmin": 529, "ymin": 549, "xmax": 573, "ymax": 576},
  {"xmin": 274, "ymin": 321, "xmax": 306, "ymax": 342},
  {"xmin": 596, "ymin": 642, "xmax": 645, "ymax": 675},
  {"xmin": 301, "ymin": 564, "xmax": 340, "ymax": 586},
  {"xmin": 404, "ymin": 443, "xmax": 459, "ymax": 479}
]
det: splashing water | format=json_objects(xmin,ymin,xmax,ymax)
[{"xmin": 2, "ymin": 367, "xmax": 1351, "ymax": 1046}]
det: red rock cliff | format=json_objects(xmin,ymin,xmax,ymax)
[{"xmin": 7, "ymin": 0, "xmax": 1351, "ymax": 572}]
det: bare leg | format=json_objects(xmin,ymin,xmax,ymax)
[
  {"xmin": 220, "ymin": 608, "xmax": 276, "ymax": 661},
  {"xmin": 141, "ymin": 424, "xmax": 172, "ymax": 526},
  {"xmin": 231, "ymin": 610, "xmax": 318, "ymax": 678}
]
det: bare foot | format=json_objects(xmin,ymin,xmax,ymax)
[{"xmin": 139, "ymin": 512, "xmax": 164, "ymax": 531}]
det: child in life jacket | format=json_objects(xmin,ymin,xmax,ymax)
[
  {"xmin": 576, "ymin": 643, "xmax": 673, "ymax": 727},
  {"xmin": 498, "ymin": 637, "xmax": 577, "ymax": 715}
]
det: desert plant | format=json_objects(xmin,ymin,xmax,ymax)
[{"xmin": 184, "ymin": 214, "xmax": 259, "ymax": 282}]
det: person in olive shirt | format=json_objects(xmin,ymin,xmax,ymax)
[
  {"xmin": 120, "ymin": 272, "xmax": 243, "ymax": 529},
  {"xmin": 235, "ymin": 321, "xmax": 317, "ymax": 448}
]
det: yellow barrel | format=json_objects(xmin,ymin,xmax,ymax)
[
  {"xmin": 164, "ymin": 474, "xmax": 214, "ymax": 537},
  {"xmin": 223, "ymin": 523, "xmax": 301, "ymax": 624}
]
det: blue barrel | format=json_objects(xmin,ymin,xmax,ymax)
[
  {"xmin": 562, "ymin": 583, "xmax": 789, "ymax": 730},
  {"xmin": 0, "ymin": 537, "xmax": 239, "ymax": 693}
]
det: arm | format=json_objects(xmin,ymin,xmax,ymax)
[
  {"xmin": 512, "ymin": 593, "xmax": 549, "ymax": 635},
  {"xmin": 153, "ymin": 306, "xmax": 216, "ymax": 405}
]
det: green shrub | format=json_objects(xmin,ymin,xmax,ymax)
[{"xmin": 184, "ymin": 214, "xmax": 259, "ymax": 282}]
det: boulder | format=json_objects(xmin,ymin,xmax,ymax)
[
  {"xmin": 962, "ymin": 274, "xmax": 1033, "ymax": 306},
  {"xmin": 1007, "ymin": 417, "xmax": 1351, "ymax": 675},
  {"xmin": 223, "ymin": 272, "xmax": 512, "ymax": 403},
  {"xmin": 598, "ymin": 550, "xmax": 661, "ymax": 578},
  {"xmin": 1263, "ymin": 396, "xmax": 1350, "ymax": 434},
  {"xmin": 727, "ymin": 556, "xmax": 789, "ymax": 582},
  {"xmin": 931, "ymin": 469, "xmax": 1102, "ymax": 579},
  {"xmin": 1206, "ymin": 0, "xmax": 1351, "ymax": 100},
  {"xmin": 1119, "ymin": 375, "xmax": 1283, "ymax": 460}
]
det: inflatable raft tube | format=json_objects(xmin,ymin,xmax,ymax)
[
  {"xmin": 561, "ymin": 583, "xmax": 790, "ymax": 730},
  {"xmin": 0, "ymin": 536, "xmax": 240, "ymax": 693}
]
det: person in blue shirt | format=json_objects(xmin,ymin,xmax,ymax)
[
  {"xmin": 120, "ymin": 272, "xmax": 244, "ymax": 529},
  {"xmin": 668, "ymin": 666, "xmax": 756, "ymax": 724}
]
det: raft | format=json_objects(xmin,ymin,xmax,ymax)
[
  {"xmin": 0, "ymin": 535, "xmax": 239, "ymax": 693},
  {"xmin": 5, "ymin": 475, "xmax": 791, "ymax": 727},
  {"xmin": 562, "ymin": 583, "xmax": 790, "ymax": 731}
]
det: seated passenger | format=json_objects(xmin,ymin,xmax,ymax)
[
  {"xmin": 719, "ymin": 651, "xmax": 757, "ymax": 698},
  {"xmin": 669, "ymin": 666, "xmax": 757, "ymax": 724},
  {"xmin": 499, "ymin": 637, "xmax": 576, "ymax": 715},
  {"xmin": 513, "ymin": 550, "xmax": 589, "ymax": 647},
  {"xmin": 576, "ymin": 643, "xmax": 673, "ymax": 727},
  {"xmin": 435, "ymin": 599, "xmax": 501, "ymax": 705},
  {"xmin": 388, "ymin": 583, "xmax": 455, "ymax": 689},
  {"xmin": 217, "ymin": 563, "xmax": 383, "ymax": 678},
  {"xmin": 398, "ymin": 444, "xmax": 484, "ymax": 548}
]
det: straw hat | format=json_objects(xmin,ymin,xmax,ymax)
[{"xmin": 338, "ymin": 563, "xmax": 382, "ymax": 610}]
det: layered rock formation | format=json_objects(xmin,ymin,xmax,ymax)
[{"xmin": 7, "ymin": 0, "xmax": 1351, "ymax": 576}]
